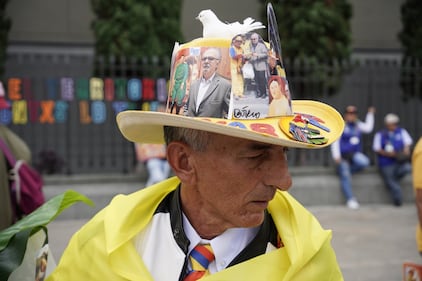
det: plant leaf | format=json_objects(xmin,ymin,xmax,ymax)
[{"xmin": 0, "ymin": 190, "xmax": 94, "ymax": 251}]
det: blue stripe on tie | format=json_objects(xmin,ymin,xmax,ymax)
[{"xmin": 190, "ymin": 248, "xmax": 210, "ymax": 269}]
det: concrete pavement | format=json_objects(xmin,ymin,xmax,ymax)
[{"xmin": 309, "ymin": 204, "xmax": 419, "ymax": 281}]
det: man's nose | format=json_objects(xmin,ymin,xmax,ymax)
[{"xmin": 263, "ymin": 150, "xmax": 292, "ymax": 191}]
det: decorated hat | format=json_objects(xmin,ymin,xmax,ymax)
[
  {"xmin": 117, "ymin": 4, "xmax": 344, "ymax": 149},
  {"xmin": 0, "ymin": 82, "xmax": 10, "ymax": 110}
]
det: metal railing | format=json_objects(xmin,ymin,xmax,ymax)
[{"xmin": 3, "ymin": 51, "xmax": 421, "ymax": 174}]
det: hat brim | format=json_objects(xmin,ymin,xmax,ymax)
[{"xmin": 117, "ymin": 100, "xmax": 344, "ymax": 149}]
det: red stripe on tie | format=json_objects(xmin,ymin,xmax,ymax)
[
  {"xmin": 195, "ymin": 245, "xmax": 214, "ymax": 262},
  {"xmin": 184, "ymin": 271, "xmax": 205, "ymax": 281}
]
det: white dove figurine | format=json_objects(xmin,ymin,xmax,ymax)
[{"xmin": 196, "ymin": 9, "xmax": 265, "ymax": 38}]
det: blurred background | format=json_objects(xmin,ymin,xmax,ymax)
[{"xmin": 1, "ymin": 0, "xmax": 421, "ymax": 175}]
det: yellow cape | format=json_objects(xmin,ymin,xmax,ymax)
[{"xmin": 47, "ymin": 177, "xmax": 343, "ymax": 280}]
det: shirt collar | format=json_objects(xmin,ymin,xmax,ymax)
[
  {"xmin": 200, "ymin": 73, "xmax": 216, "ymax": 84},
  {"xmin": 182, "ymin": 210, "xmax": 260, "ymax": 272}
]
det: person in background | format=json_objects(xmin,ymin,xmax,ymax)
[
  {"xmin": 412, "ymin": 137, "xmax": 422, "ymax": 255},
  {"xmin": 373, "ymin": 113, "xmax": 413, "ymax": 206},
  {"xmin": 331, "ymin": 105, "xmax": 376, "ymax": 209},
  {"xmin": 0, "ymin": 81, "xmax": 32, "ymax": 230},
  {"xmin": 134, "ymin": 143, "xmax": 170, "ymax": 187}
]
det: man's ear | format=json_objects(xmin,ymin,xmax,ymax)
[{"xmin": 166, "ymin": 141, "xmax": 196, "ymax": 184}]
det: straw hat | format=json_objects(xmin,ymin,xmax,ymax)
[{"xmin": 117, "ymin": 10, "xmax": 344, "ymax": 149}]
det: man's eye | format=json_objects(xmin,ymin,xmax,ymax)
[{"xmin": 249, "ymin": 154, "xmax": 263, "ymax": 159}]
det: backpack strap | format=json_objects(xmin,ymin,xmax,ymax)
[
  {"xmin": 11, "ymin": 160, "xmax": 24, "ymax": 204},
  {"xmin": 0, "ymin": 138, "xmax": 17, "ymax": 166}
]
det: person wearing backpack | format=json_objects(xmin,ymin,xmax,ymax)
[
  {"xmin": 0, "ymin": 82, "xmax": 32, "ymax": 230},
  {"xmin": 373, "ymin": 113, "xmax": 413, "ymax": 206}
]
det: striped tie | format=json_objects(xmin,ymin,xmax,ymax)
[{"xmin": 184, "ymin": 244, "xmax": 215, "ymax": 281}]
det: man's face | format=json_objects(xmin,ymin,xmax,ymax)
[
  {"xmin": 344, "ymin": 111, "xmax": 357, "ymax": 122},
  {"xmin": 386, "ymin": 122, "xmax": 398, "ymax": 131},
  {"xmin": 251, "ymin": 35, "xmax": 259, "ymax": 45},
  {"xmin": 201, "ymin": 49, "xmax": 220, "ymax": 79},
  {"xmin": 183, "ymin": 133, "xmax": 292, "ymax": 232}
]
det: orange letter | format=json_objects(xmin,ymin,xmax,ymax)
[
  {"xmin": 79, "ymin": 101, "xmax": 91, "ymax": 124},
  {"xmin": 39, "ymin": 101, "xmax": 55, "ymax": 124},
  {"xmin": 8, "ymin": 78, "xmax": 22, "ymax": 100}
]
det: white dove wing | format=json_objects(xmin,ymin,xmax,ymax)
[
  {"xmin": 198, "ymin": 9, "xmax": 265, "ymax": 38},
  {"xmin": 203, "ymin": 21, "xmax": 233, "ymax": 38},
  {"xmin": 228, "ymin": 20, "xmax": 264, "ymax": 36},
  {"xmin": 227, "ymin": 21, "xmax": 245, "ymax": 37}
]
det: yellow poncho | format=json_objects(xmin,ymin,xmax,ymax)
[{"xmin": 47, "ymin": 177, "xmax": 343, "ymax": 280}]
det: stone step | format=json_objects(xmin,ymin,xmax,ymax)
[
  {"xmin": 42, "ymin": 166, "xmax": 414, "ymax": 220},
  {"xmin": 288, "ymin": 166, "xmax": 413, "ymax": 206}
]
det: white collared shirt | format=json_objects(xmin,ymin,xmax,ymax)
[
  {"xmin": 195, "ymin": 73, "xmax": 215, "ymax": 112},
  {"xmin": 182, "ymin": 213, "xmax": 259, "ymax": 274}
]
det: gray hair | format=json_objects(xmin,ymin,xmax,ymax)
[
  {"xmin": 203, "ymin": 47, "xmax": 222, "ymax": 60},
  {"xmin": 163, "ymin": 126, "xmax": 210, "ymax": 151}
]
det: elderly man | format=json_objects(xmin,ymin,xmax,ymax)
[
  {"xmin": 47, "ymin": 9, "xmax": 345, "ymax": 281},
  {"xmin": 249, "ymin": 32, "xmax": 269, "ymax": 99},
  {"xmin": 48, "ymin": 126, "xmax": 344, "ymax": 281},
  {"xmin": 187, "ymin": 47, "xmax": 231, "ymax": 118}
]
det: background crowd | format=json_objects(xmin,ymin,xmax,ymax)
[{"xmin": 331, "ymin": 104, "xmax": 415, "ymax": 209}]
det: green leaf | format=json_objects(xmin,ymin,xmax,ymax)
[
  {"xmin": 0, "ymin": 190, "xmax": 94, "ymax": 251},
  {"xmin": 0, "ymin": 190, "xmax": 93, "ymax": 280},
  {"xmin": 0, "ymin": 229, "xmax": 33, "ymax": 281}
]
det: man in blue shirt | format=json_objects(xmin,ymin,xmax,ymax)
[
  {"xmin": 373, "ymin": 113, "xmax": 413, "ymax": 206},
  {"xmin": 331, "ymin": 105, "xmax": 375, "ymax": 209}
]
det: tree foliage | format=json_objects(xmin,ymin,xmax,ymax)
[
  {"xmin": 398, "ymin": 0, "xmax": 422, "ymax": 100},
  {"xmin": 90, "ymin": 0, "xmax": 183, "ymax": 76},
  {"xmin": 399, "ymin": 0, "xmax": 422, "ymax": 60},
  {"xmin": 259, "ymin": 0, "xmax": 353, "ymax": 98},
  {"xmin": 0, "ymin": 0, "xmax": 11, "ymax": 79}
]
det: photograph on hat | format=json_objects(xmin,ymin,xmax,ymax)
[
  {"xmin": 168, "ymin": 45, "xmax": 231, "ymax": 118},
  {"xmin": 167, "ymin": 31, "xmax": 294, "ymax": 121}
]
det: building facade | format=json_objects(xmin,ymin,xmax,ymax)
[{"xmin": 6, "ymin": 0, "xmax": 404, "ymax": 54}]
